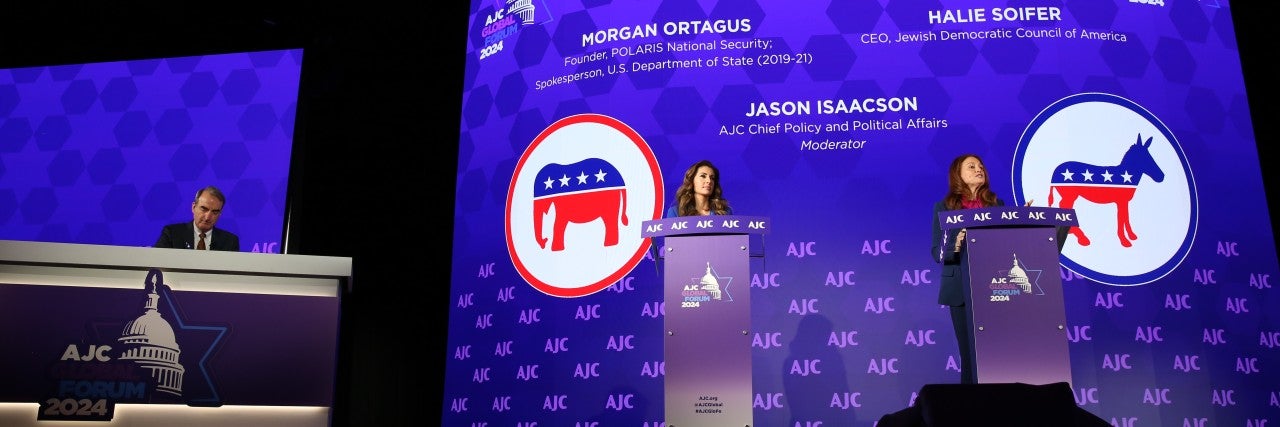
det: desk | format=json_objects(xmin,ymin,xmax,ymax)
[{"xmin": 0, "ymin": 240, "xmax": 350, "ymax": 427}]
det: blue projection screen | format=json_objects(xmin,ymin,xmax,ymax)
[
  {"xmin": 449, "ymin": 1, "xmax": 1277, "ymax": 425},
  {"xmin": 0, "ymin": 49, "xmax": 303, "ymax": 253}
]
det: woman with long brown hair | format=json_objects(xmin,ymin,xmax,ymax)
[
  {"xmin": 666, "ymin": 160, "xmax": 732, "ymax": 217},
  {"xmin": 929, "ymin": 154, "xmax": 1003, "ymax": 385}
]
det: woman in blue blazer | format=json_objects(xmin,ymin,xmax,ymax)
[{"xmin": 930, "ymin": 154, "xmax": 1003, "ymax": 384}]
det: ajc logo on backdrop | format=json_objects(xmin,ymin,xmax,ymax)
[
  {"xmin": 505, "ymin": 114, "xmax": 664, "ymax": 297},
  {"xmin": 476, "ymin": 0, "xmax": 553, "ymax": 61},
  {"xmin": 1014, "ymin": 92, "xmax": 1199, "ymax": 286}
]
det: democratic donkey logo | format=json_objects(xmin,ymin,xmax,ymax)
[
  {"xmin": 1013, "ymin": 93, "xmax": 1198, "ymax": 286},
  {"xmin": 1048, "ymin": 133, "xmax": 1164, "ymax": 248},
  {"xmin": 506, "ymin": 114, "xmax": 663, "ymax": 297}
]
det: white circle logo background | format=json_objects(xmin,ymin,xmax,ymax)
[
  {"xmin": 506, "ymin": 114, "xmax": 662, "ymax": 297},
  {"xmin": 1014, "ymin": 93, "xmax": 1198, "ymax": 286}
]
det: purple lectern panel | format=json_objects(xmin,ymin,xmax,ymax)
[
  {"xmin": 663, "ymin": 234, "xmax": 752, "ymax": 426},
  {"xmin": 0, "ymin": 276, "xmax": 339, "ymax": 417},
  {"xmin": 966, "ymin": 226, "xmax": 1072, "ymax": 386}
]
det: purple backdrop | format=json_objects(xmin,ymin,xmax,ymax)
[
  {"xmin": 448, "ymin": 1, "xmax": 1278, "ymax": 425},
  {"xmin": 0, "ymin": 49, "xmax": 303, "ymax": 253}
]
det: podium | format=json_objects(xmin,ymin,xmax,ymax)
[
  {"xmin": 0, "ymin": 240, "xmax": 350, "ymax": 426},
  {"xmin": 936, "ymin": 206, "xmax": 1077, "ymax": 385},
  {"xmin": 641, "ymin": 215, "xmax": 768, "ymax": 427}
]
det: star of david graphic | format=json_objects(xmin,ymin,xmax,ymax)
[
  {"xmin": 998, "ymin": 255, "xmax": 1045, "ymax": 296},
  {"xmin": 85, "ymin": 269, "xmax": 228, "ymax": 406},
  {"xmin": 688, "ymin": 262, "xmax": 735, "ymax": 302}
]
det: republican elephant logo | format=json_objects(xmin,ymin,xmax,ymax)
[
  {"xmin": 532, "ymin": 157, "xmax": 629, "ymax": 251},
  {"xmin": 505, "ymin": 113, "xmax": 662, "ymax": 297}
]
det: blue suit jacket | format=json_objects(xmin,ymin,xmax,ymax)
[
  {"xmin": 930, "ymin": 198, "xmax": 1003, "ymax": 306},
  {"xmin": 665, "ymin": 205, "xmax": 732, "ymax": 218}
]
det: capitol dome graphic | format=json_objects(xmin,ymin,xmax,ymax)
[
  {"xmin": 1008, "ymin": 254, "xmax": 1031, "ymax": 294},
  {"xmin": 508, "ymin": 0, "xmax": 536, "ymax": 24},
  {"xmin": 117, "ymin": 273, "xmax": 185, "ymax": 397},
  {"xmin": 699, "ymin": 262, "xmax": 723, "ymax": 300}
]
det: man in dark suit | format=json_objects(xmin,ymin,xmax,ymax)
[{"xmin": 154, "ymin": 186, "xmax": 241, "ymax": 251}]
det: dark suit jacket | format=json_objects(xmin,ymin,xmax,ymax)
[
  {"xmin": 154, "ymin": 222, "xmax": 240, "ymax": 251},
  {"xmin": 930, "ymin": 198, "xmax": 1004, "ymax": 307}
]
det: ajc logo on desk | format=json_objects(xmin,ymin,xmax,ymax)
[
  {"xmin": 505, "ymin": 114, "xmax": 664, "ymax": 297},
  {"xmin": 37, "ymin": 269, "xmax": 226, "ymax": 421},
  {"xmin": 1014, "ymin": 92, "xmax": 1198, "ymax": 286},
  {"xmin": 985, "ymin": 253, "xmax": 1045, "ymax": 303},
  {"xmin": 679, "ymin": 262, "xmax": 736, "ymax": 308}
]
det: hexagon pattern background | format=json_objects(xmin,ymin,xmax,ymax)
[
  {"xmin": 445, "ymin": 1, "xmax": 1275, "ymax": 425},
  {"xmin": 0, "ymin": 49, "xmax": 303, "ymax": 252}
]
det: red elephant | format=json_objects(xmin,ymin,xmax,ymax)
[{"xmin": 532, "ymin": 158, "xmax": 629, "ymax": 251}]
